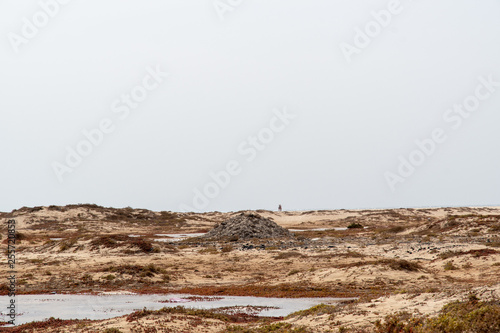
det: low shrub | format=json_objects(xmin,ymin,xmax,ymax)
[
  {"xmin": 375, "ymin": 299, "xmax": 500, "ymax": 333},
  {"xmin": 104, "ymin": 263, "xmax": 164, "ymax": 277},
  {"xmin": 224, "ymin": 322, "xmax": 311, "ymax": 332},
  {"xmin": 386, "ymin": 226, "xmax": 406, "ymax": 233},
  {"xmin": 273, "ymin": 251, "xmax": 306, "ymax": 260},
  {"xmin": 286, "ymin": 304, "xmax": 337, "ymax": 319},
  {"xmin": 103, "ymin": 329, "xmax": 123, "ymax": 333},
  {"xmin": 222, "ymin": 244, "xmax": 234, "ymax": 253},
  {"xmin": 199, "ymin": 246, "xmax": 219, "ymax": 254},
  {"xmin": 443, "ymin": 261, "xmax": 458, "ymax": 271}
]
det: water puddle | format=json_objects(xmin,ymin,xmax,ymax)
[
  {"xmin": 289, "ymin": 227, "xmax": 348, "ymax": 232},
  {"xmin": 153, "ymin": 233, "xmax": 206, "ymax": 242},
  {"xmin": 0, "ymin": 294, "xmax": 354, "ymax": 325}
]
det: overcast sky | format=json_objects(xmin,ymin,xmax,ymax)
[{"xmin": 1, "ymin": 0, "xmax": 499, "ymax": 213}]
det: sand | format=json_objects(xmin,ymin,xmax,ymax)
[{"xmin": 0, "ymin": 205, "xmax": 499, "ymax": 332}]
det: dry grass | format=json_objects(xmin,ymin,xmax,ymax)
[
  {"xmin": 334, "ymin": 259, "xmax": 422, "ymax": 272},
  {"xmin": 438, "ymin": 248, "xmax": 498, "ymax": 259},
  {"xmin": 273, "ymin": 251, "xmax": 307, "ymax": 260},
  {"xmin": 375, "ymin": 298, "xmax": 500, "ymax": 333}
]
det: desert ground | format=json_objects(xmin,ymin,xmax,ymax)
[{"xmin": 1, "ymin": 205, "xmax": 499, "ymax": 332}]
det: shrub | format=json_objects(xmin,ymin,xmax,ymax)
[
  {"xmin": 374, "ymin": 311, "xmax": 426, "ymax": 332},
  {"xmin": 347, "ymin": 223, "xmax": 363, "ymax": 229},
  {"xmin": 131, "ymin": 239, "xmax": 158, "ymax": 253},
  {"xmin": 102, "ymin": 274, "xmax": 115, "ymax": 281},
  {"xmin": 221, "ymin": 244, "xmax": 234, "ymax": 253},
  {"xmin": 224, "ymin": 322, "xmax": 312, "ymax": 332},
  {"xmin": 386, "ymin": 226, "xmax": 406, "ymax": 233},
  {"xmin": 90, "ymin": 235, "xmax": 129, "ymax": 249},
  {"xmin": 274, "ymin": 251, "xmax": 306, "ymax": 260},
  {"xmin": 103, "ymin": 264, "xmax": 163, "ymax": 277},
  {"xmin": 286, "ymin": 304, "xmax": 337, "ymax": 319},
  {"xmin": 439, "ymin": 249, "xmax": 498, "ymax": 259},
  {"xmin": 59, "ymin": 238, "xmax": 77, "ymax": 252},
  {"xmin": 104, "ymin": 328, "xmax": 123, "ymax": 333},
  {"xmin": 198, "ymin": 247, "xmax": 218, "ymax": 254},
  {"xmin": 383, "ymin": 259, "xmax": 422, "ymax": 272},
  {"xmin": 443, "ymin": 261, "xmax": 458, "ymax": 271},
  {"xmin": 375, "ymin": 299, "xmax": 500, "ymax": 333},
  {"xmin": 426, "ymin": 300, "xmax": 500, "ymax": 333}
]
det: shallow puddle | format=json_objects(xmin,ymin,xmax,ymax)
[
  {"xmin": 0, "ymin": 294, "xmax": 354, "ymax": 325},
  {"xmin": 153, "ymin": 233, "xmax": 206, "ymax": 242},
  {"xmin": 289, "ymin": 227, "xmax": 348, "ymax": 232}
]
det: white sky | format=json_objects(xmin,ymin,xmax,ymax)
[{"xmin": 1, "ymin": 0, "xmax": 499, "ymax": 212}]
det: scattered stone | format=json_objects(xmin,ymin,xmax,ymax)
[{"xmin": 203, "ymin": 213, "xmax": 295, "ymax": 241}]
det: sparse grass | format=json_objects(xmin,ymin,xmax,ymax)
[
  {"xmin": 274, "ymin": 251, "xmax": 306, "ymax": 260},
  {"xmin": 199, "ymin": 246, "xmax": 219, "ymax": 254},
  {"xmin": 286, "ymin": 304, "xmax": 337, "ymax": 319}
]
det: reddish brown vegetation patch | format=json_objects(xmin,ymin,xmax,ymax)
[
  {"xmin": 90, "ymin": 235, "xmax": 158, "ymax": 253},
  {"xmin": 125, "ymin": 305, "xmax": 275, "ymax": 324},
  {"xmin": 333, "ymin": 259, "xmax": 422, "ymax": 272},
  {"xmin": 175, "ymin": 283, "xmax": 381, "ymax": 299},
  {"xmin": 2, "ymin": 317, "xmax": 91, "ymax": 332},
  {"xmin": 439, "ymin": 248, "xmax": 498, "ymax": 260}
]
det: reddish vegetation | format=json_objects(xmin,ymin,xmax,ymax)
[
  {"xmin": 438, "ymin": 248, "xmax": 498, "ymax": 260},
  {"xmin": 175, "ymin": 283, "xmax": 384, "ymax": 299},
  {"xmin": 125, "ymin": 306, "xmax": 279, "ymax": 324},
  {"xmin": 90, "ymin": 235, "xmax": 158, "ymax": 253},
  {"xmin": 0, "ymin": 318, "xmax": 91, "ymax": 332}
]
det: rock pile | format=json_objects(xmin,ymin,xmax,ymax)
[{"xmin": 203, "ymin": 213, "xmax": 294, "ymax": 240}]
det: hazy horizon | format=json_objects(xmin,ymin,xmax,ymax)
[{"xmin": 2, "ymin": 0, "xmax": 499, "ymax": 213}]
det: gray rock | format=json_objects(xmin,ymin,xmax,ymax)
[{"xmin": 203, "ymin": 213, "xmax": 294, "ymax": 240}]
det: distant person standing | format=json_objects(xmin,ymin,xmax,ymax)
[{"xmin": 278, "ymin": 205, "xmax": 282, "ymax": 212}]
